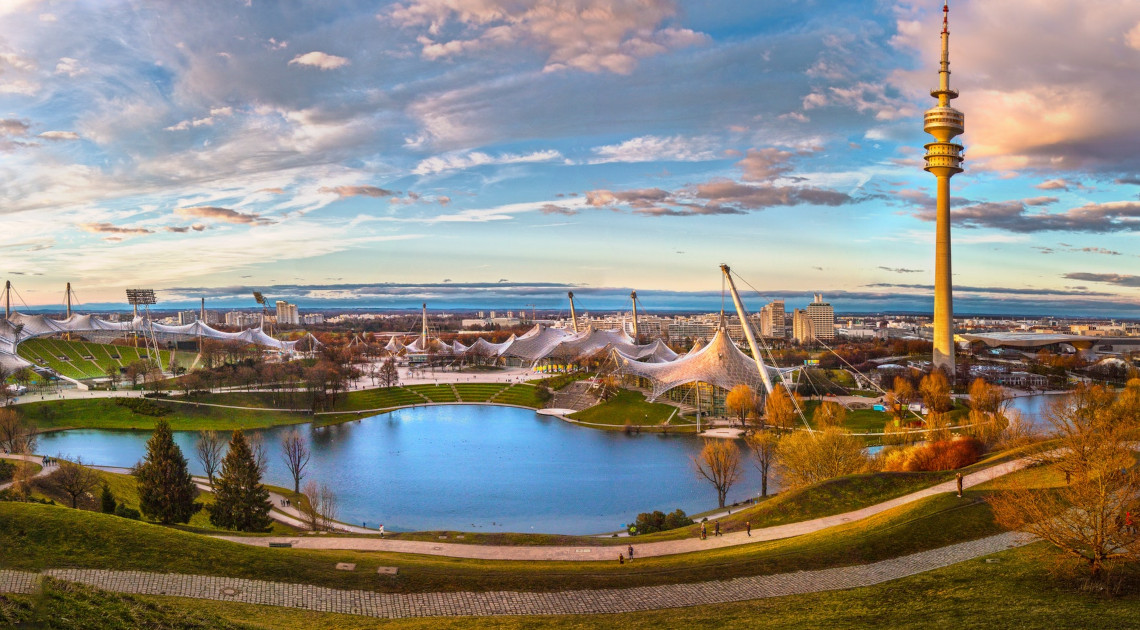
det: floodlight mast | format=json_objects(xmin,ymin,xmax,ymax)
[
  {"xmin": 719, "ymin": 265, "xmax": 774, "ymax": 396},
  {"xmin": 630, "ymin": 291, "xmax": 639, "ymax": 340},
  {"xmin": 4, "ymin": 280, "xmax": 10, "ymax": 319},
  {"xmin": 421, "ymin": 303, "xmax": 428, "ymax": 348},
  {"xmin": 568, "ymin": 291, "xmax": 579, "ymax": 333}
]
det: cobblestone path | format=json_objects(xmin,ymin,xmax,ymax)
[{"xmin": 0, "ymin": 532, "xmax": 1030, "ymax": 618}]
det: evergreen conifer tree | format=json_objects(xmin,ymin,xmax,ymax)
[
  {"xmin": 133, "ymin": 419, "xmax": 199, "ymax": 524},
  {"xmin": 209, "ymin": 429, "xmax": 272, "ymax": 532},
  {"xmin": 100, "ymin": 483, "xmax": 116, "ymax": 514}
]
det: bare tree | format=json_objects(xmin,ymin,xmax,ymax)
[
  {"xmin": 246, "ymin": 433, "xmax": 269, "ymax": 476},
  {"xmin": 280, "ymin": 429, "xmax": 310, "ymax": 494},
  {"xmin": 744, "ymin": 430, "xmax": 779, "ymax": 497},
  {"xmin": 0, "ymin": 408, "xmax": 37, "ymax": 454},
  {"xmin": 194, "ymin": 430, "xmax": 225, "ymax": 488},
  {"xmin": 692, "ymin": 439, "xmax": 742, "ymax": 508},
  {"xmin": 989, "ymin": 384, "xmax": 1140, "ymax": 579},
  {"xmin": 51, "ymin": 457, "xmax": 101, "ymax": 508},
  {"xmin": 380, "ymin": 358, "xmax": 399, "ymax": 388},
  {"xmin": 301, "ymin": 480, "xmax": 339, "ymax": 531}
]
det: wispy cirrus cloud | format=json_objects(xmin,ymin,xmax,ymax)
[
  {"xmin": 1062, "ymin": 272, "xmax": 1140, "ymax": 288},
  {"xmin": 79, "ymin": 222, "xmax": 153, "ymax": 236},
  {"xmin": 319, "ymin": 185, "xmax": 397, "ymax": 198},
  {"xmin": 913, "ymin": 198, "xmax": 1140, "ymax": 233},
  {"xmin": 587, "ymin": 135, "xmax": 719, "ymax": 164},
  {"xmin": 412, "ymin": 149, "xmax": 563, "ymax": 175}
]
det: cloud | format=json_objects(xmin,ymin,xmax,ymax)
[
  {"xmin": 540, "ymin": 203, "xmax": 578, "ymax": 216},
  {"xmin": 878, "ymin": 266, "xmax": 923, "ymax": 274},
  {"xmin": 54, "ymin": 57, "xmax": 86, "ymax": 77},
  {"xmin": 586, "ymin": 178, "xmax": 854, "ymax": 217},
  {"xmin": 387, "ymin": 0, "xmax": 707, "ymax": 74},
  {"xmin": 1036, "ymin": 179, "xmax": 1074, "ymax": 191},
  {"xmin": 37, "ymin": 130, "xmax": 79, "ymax": 141},
  {"xmin": 174, "ymin": 206, "xmax": 273, "ymax": 225},
  {"xmin": 1079, "ymin": 247, "xmax": 1121, "ymax": 256},
  {"xmin": 588, "ymin": 135, "xmax": 719, "ymax": 164},
  {"xmin": 288, "ymin": 51, "xmax": 350, "ymax": 70},
  {"xmin": 914, "ymin": 198, "xmax": 1140, "ymax": 233},
  {"xmin": 318, "ymin": 185, "xmax": 397, "ymax": 198},
  {"xmin": 866, "ymin": 282, "xmax": 1115, "ymax": 297},
  {"xmin": 79, "ymin": 222, "xmax": 153, "ymax": 236},
  {"xmin": 736, "ymin": 148, "xmax": 796, "ymax": 182},
  {"xmin": 412, "ymin": 149, "xmax": 563, "ymax": 175},
  {"xmin": 1062, "ymin": 272, "xmax": 1140, "ymax": 288},
  {"xmin": 164, "ymin": 224, "xmax": 209, "ymax": 233}
]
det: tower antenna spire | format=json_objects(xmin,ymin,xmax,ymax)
[{"xmin": 923, "ymin": 0, "xmax": 964, "ymax": 376}]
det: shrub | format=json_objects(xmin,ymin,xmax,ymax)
[
  {"xmin": 114, "ymin": 504, "xmax": 141, "ymax": 520},
  {"xmin": 534, "ymin": 385, "xmax": 552, "ymax": 404},
  {"xmin": 0, "ymin": 460, "xmax": 15, "ymax": 483},
  {"xmin": 881, "ymin": 437, "xmax": 984, "ymax": 472},
  {"xmin": 113, "ymin": 397, "xmax": 171, "ymax": 417},
  {"xmin": 632, "ymin": 509, "xmax": 692, "ymax": 535}
]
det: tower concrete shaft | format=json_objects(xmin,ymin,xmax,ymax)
[{"xmin": 923, "ymin": 0, "xmax": 963, "ymax": 375}]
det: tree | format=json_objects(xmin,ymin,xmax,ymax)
[
  {"xmin": 812, "ymin": 401, "xmax": 847, "ymax": 429},
  {"xmin": 100, "ymin": 483, "xmax": 117, "ymax": 514},
  {"xmin": 0, "ymin": 408, "xmax": 37, "ymax": 454},
  {"xmin": 380, "ymin": 358, "xmax": 399, "ymax": 388},
  {"xmin": 776, "ymin": 428, "xmax": 867, "ymax": 490},
  {"xmin": 988, "ymin": 385, "xmax": 1140, "ymax": 579},
  {"xmin": 52, "ymin": 457, "xmax": 101, "ymax": 508},
  {"xmin": 885, "ymin": 376, "xmax": 916, "ymax": 423},
  {"xmin": 209, "ymin": 429, "xmax": 273, "ymax": 532},
  {"xmin": 280, "ymin": 429, "xmax": 310, "ymax": 494},
  {"xmin": 744, "ymin": 430, "xmax": 779, "ymax": 497},
  {"xmin": 725, "ymin": 384, "xmax": 757, "ymax": 429},
  {"xmin": 134, "ymin": 420, "xmax": 199, "ymax": 524},
  {"xmin": 301, "ymin": 480, "xmax": 339, "ymax": 531},
  {"xmin": 966, "ymin": 378, "xmax": 1012, "ymax": 446},
  {"xmin": 764, "ymin": 386, "xmax": 799, "ymax": 431},
  {"xmin": 919, "ymin": 370, "xmax": 952, "ymax": 413},
  {"xmin": 194, "ymin": 430, "xmax": 225, "ymax": 488},
  {"xmin": 692, "ymin": 439, "xmax": 742, "ymax": 508}
]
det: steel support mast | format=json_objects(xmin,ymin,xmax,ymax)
[
  {"xmin": 719, "ymin": 264, "xmax": 774, "ymax": 395},
  {"xmin": 567, "ymin": 291, "xmax": 579, "ymax": 333}
]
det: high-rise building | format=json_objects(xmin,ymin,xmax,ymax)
[
  {"xmin": 923, "ymin": 1, "xmax": 963, "ymax": 374},
  {"xmin": 177, "ymin": 310, "xmax": 198, "ymax": 325},
  {"xmin": 275, "ymin": 300, "xmax": 300, "ymax": 326},
  {"xmin": 759, "ymin": 300, "xmax": 786, "ymax": 338},
  {"xmin": 807, "ymin": 294, "xmax": 835, "ymax": 342},
  {"xmin": 792, "ymin": 309, "xmax": 812, "ymax": 344}
]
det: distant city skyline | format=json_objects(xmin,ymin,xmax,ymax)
[{"xmin": 2, "ymin": 1, "xmax": 1139, "ymax": 315}]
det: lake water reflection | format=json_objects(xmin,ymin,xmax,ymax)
[{"xmin": 37, "ymin": 405, "xmax": 772, "ymax": 535}]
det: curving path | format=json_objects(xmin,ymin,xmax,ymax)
[
  {"xmin": 215, "ymin": 455, "xmax": 1032, "ymax": 561},
  {"xmin": 0, "ymin": 532, "xmax": 1033, "ymax": 618},
  {"xmin": 0, "ymin": 453, "xmax": 52, "ymax": 492}
]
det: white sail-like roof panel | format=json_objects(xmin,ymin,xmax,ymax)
[{"xmin": 614, "ymin": 328, "xmax": 781, "ymax": 401}]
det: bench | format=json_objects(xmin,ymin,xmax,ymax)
[{"xmin": 268, "ymin": 542, "xmax": 293, "ymax": 548}]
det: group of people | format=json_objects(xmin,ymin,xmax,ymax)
[
  {"xmin": 618, "ymin": 544, "xmax": 635, "ymax": 564},
  {"xmin": 699, "ymin": 520, "xmax": 723, "ymax": 540},
  {"xmin": 278, "ymin": 498, "xmax": 292, "ymax": 508}
]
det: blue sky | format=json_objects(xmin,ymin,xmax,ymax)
[{"xmin": 1, "ymin": 0, "xmax": 1139, "ymax": 315}]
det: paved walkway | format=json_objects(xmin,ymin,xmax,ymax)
[
  {"xmin": 217, "ymin": 456, "xmax": 1030, "ymax": 561},
  {"xmin": 0, "ymin": 532, "xmax": 1031, "ymax": 618},
  {"xmin": 0, "ymin": 453, "xmax": 53, "ymax": 492}
]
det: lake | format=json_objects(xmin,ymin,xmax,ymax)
[{"xmin": 37, "ymin": 405, "xmax": 773, "ymax": 535}]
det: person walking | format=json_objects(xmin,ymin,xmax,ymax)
[
  {"xmin": 746, "ymin": 520, "xmax": 751, "ymax": 537},
  {"xmin": 627, "ymin": 545, "xmax": 634, "ymax": 563},
  {"xmin": 618, "ymin": 553, "xmax": 624, "ymax": 565},
  {"xmin": 700, "ymin": 521, "xmax": 707, "ymax": 540},
  {"xmin": 714, "ymin": 520, "xmax": 721, "ymax": 537},
  {"xmin": 956, "ymin": 472, "xmax": 964, "ymax": 498}
]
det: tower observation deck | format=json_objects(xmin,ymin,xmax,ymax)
[{"xmin": 925, "ymin": 0, "xmax": 963, "ymax": 375}]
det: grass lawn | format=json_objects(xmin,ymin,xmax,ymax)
[
  {"xmin": 404, "ymin": 384, "xmax": 458, "ymax": 403},
  {"xmin": 452, "ymin": 383, "xmax": 508, "ymax": 402},
  {"xmin": 801, "ymin": 399, "xmax": 891, "ymax": 433},
  {"xmin": 30, "ymin": 466, "xmax": 297, "ymax": 536},
  {"xmin": 568, "ymin": 389, "xmax": 680, "ymax": 428},
  {"xmin": 488, "ymin": 383, "xmax": 543, "ymax": 408},
  {"xmin": 141, "ymin": 543, "xmax": 1140, "ymax": 629},
  {"xmin": 15, "ymin": 398, "xmax": 311, "ymax": 432},
  {"xmin": 0, "ymin": 490, "xmax": 1005, "ymax": 594}
]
